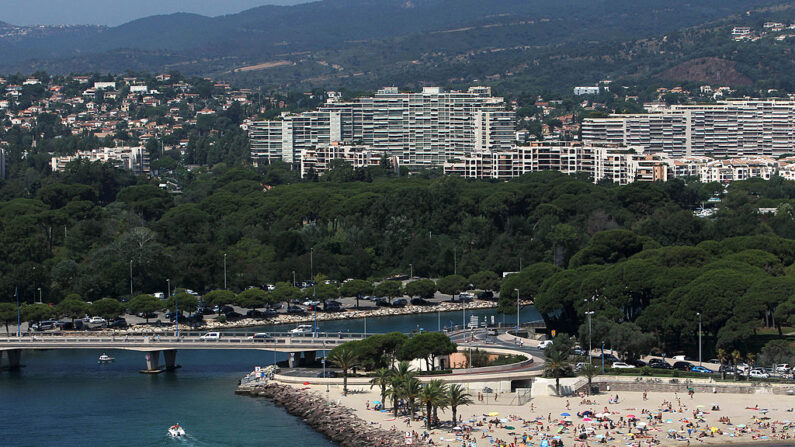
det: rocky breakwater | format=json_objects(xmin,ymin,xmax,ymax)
[
  {"xmin": 202, "ymin": 299, "xmax": 501, "ymax": 330},
  {"xmin": 237, "ymin": 382, "xmax": 404, "ymax": 447}
]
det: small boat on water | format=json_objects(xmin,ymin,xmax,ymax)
[
  {"xmin": 168, "ymin": 424, "xmax": 185, "ymax": 438},
  {"xmin": 98, "ymin": 354, "xmax": 114, "ymax": 363}
]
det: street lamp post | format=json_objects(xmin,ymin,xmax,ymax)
[
  {"xmin": 310, "ymin": 248, "xmax": 314, "ymax": 281},
  {"xmin": 515, "ymin": 288, "xmax": 520, "ymax": 336},
  {"xmin": 313, "ymin": 286, "xmax": 318, "ymax": 338},
  {"xmin": 462, "ymin": 297, "xmax": 466, "ymax": 330},
  {"xmin": 175, "ymin": 292, "xmax": 179, "ymax": 337},
  {"xmin": 586, "ymin": 311, "xmax": 595, "ymax": 366},
  {"xmin": 292, "ymin": 271, "xmax": 296, "ymax": 287},
  {"xmin": 409, "ymin": 263, "xmax": 413, "ymax": 279},
  {"xmin": 37, "ymin": 288, "xmax": 42, "ymax": 304},
  {"xmin": 223, "ymin": 253, "xmax": 227, "ymax": 290},
  {"xmin": 167, "ymin": 279, "xmax": 171, "ymax": 300},
  {"xmin": 15, "ymin": 288, "xmax": 20, "ymax": 338},
  {"xmin": 697, "ymin": 312, "xmax": 702, "ymax": 366},
  {"xmin": 129, "ymin": 260, "xmax": 133, "ymax": 296},
  {"xmin": 601, "ymin": 342, "xmax": 605, "ymax": 374},
  {"xmin": 453, "ymin": 247, "xmax": 457, "ymax": 276}
]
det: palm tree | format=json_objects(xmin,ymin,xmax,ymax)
[
  {"xmin": 745, "ymin": 353, "xmax": 756, "ymax": 380},
  {"xmin": 328, "ymin": 345, "xmax": 360, "ymax": 395},
  {"xmin": 579, "ymin": 363, "xmax": 600, "ymax": 395},
  {"xmin": 717, "ymin": 348, "xmax": 729, "ymax": 380},
  {"xmin": 369, "ymin": 368, "xmax": 392, "ymax": 408},
  {"xmin": 388, "ymin": 361, "xmax": 415, "ymax": 417},
  {"xmin": 447, "ymin": 384, "xmax": 473, "ymax": 426},
  {"xmin": 419, "ymin": 379, "xmax": 448, "ymax": 430},
  {"xmin": 387, "ymin": 374, "xmax": 405, "ymax": 417},
  {"xmin": 544, "ymin": 348, "xmax": 570, "ymax": 395},
  {"xmin": 731, "ymin": 350, "xmax": 743, "ymax": 381},
  {"xmin": 404, "ymin": 377, "xmax": 422, "ymax": 421}
]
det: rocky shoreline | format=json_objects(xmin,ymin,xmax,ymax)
[
  {"xmin": 236, "ymin": 382, "xmax": 405, "ymax": 447},
  {"xmin": 122, "ymin": 300, "xmax": 506, "ymax": 333}
]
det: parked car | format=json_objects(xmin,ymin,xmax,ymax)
[
  {"xmin": 611, "ymin": 362, "xmax": 635, "ymax": 369},
  {"xmin": 262, "ymin": 309, "xmax": 278, "ymax": 317},
  {"xmin": 410, "ymin": 298, "xmax": 430, "ymax": 306},
  {"xmin": 477, "ymin": 291, "xmax": 495, "ymax": 300},
  {"xmin": 33, "ymin": 320, "xmax": 58, "ymax": 331},
  {"xmin": 457, "ymin": 293, "xmax": 475, "ymax": 302},
  {"xmin": 673, "ymin": 361, "xmax": 695, "ymax": 371},
  {"xmin": 691, "ymin": 366, "xmax": 712, "ymax": 374},
  {"xmin": 749, "ymin": 369, "xmax": 770, "ymax": 379},
  {"xmin": 775, "ymin": 364, "xmax": 791, "ymax": 373},
  {"xmin": 538, "ymin": 340, "xmax": 553, "ymax": 349},
  {"xmin": 270, "ymin": 302, "xmax": 283, "ymax": 310},
  {"xmin": 649, "ymin": 359, "xmax": 673, "ymax": 369},
  {"xmin": 324, "ymin": 303, "xmax": 342, "ymax": 312},
  {"xmin": 374, "ymin": 298, "xmax": 390, "ymax": 307},
  {"xmin": 594, "ymin": 353, "xmax": 620, "ymax": 363},
  {"xmin": 391, "ymin": 299, "xmax": 408, "ymax": 308},
  {"xmin": 224, "ymin": 311, "xmax": 243, "ymax": 320},
  {"xmin": 108, "ymin": 318, "xmax": 128, "ymax": 329},
  {"xmin": 628, "ymin": 359, "xmax": 647, "ymax": 367},
  {"xmin": 286, "ymin": 305, "xmax": 305, "ymax": 314},
  {"xmin": 303, "ymin": 300, "xmax": 320, "ymax": 307},
  {"xmin": 246, "ymin": 309, "xmax": 265, "ymax": 318},
  {"xmin": 200, "ymin": 332, "xmax": 220, "ymax": 340}
]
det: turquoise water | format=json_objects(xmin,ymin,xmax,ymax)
[{"xmin": 0, "ymin": 307, "xmax": 542, "ymax": 447}]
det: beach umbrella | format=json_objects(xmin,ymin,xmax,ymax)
[
  {"xmin": 453, "ymin": 426, "xmax": 462, "ymax": 430},
  {"xmin": 626, "ymin": 414, "xmax": 636, "ymax": 419},
  {"xmin": 710, "ymin": 427, "xmax": 718, "ymax": 433},
  {"xmin": 561, "ymin": 413, "xmax": 571, "ymax": 417},
  {"xmin": 637, "ymin": 422, "xmax": 647, "ymax": 427},
  {"xmin": 696, "ymin": 405, "xmax": 705, "ymax": 408},
  {"xmin": 583, "ymin": 418, "xmax": 593, "ymax": 422},
  {"xmin": 488, "ymin": 412, "xmax": 500, "ymax": 417},
  {"xmin": 372, "ymin": 400, "xmax": 380, "ymax": 404}
]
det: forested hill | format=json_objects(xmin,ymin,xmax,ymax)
[
  {"xmin": 0, "ymin": 0, "xmax": 783, "ymax": 87},
  {"xmin": 3, "ymin": 161, "xmax": 795, "ymax": 355}
]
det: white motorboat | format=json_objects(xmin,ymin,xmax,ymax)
[
  {"xmin": 168, "ymin": 424, "xmax": 185, "ymax": 437},
  {"xmin": 98, "ymin": 353, "xmax": 114, "ymax": 363}
]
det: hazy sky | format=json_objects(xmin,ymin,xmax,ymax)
[{"xmin": 0, "ymin": 0, "xmax": 311, "ymax": 26}]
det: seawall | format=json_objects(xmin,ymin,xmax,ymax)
[{"xmin": 236, "ymin": 382, "xmax": 405, "ymax": 447}]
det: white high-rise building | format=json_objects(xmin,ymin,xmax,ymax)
[
  {"xmin": 250, "ymin": 87, "xmax": 515, "ymax": 167},
  {"xmin": 50, "ymin": 146, "xmax": 149, "ymax": 174},
  {"xmin": 582, "ymin": 99, "xmax": 795, "ymax": 158}
]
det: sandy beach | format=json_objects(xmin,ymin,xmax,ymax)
[{"xmin": 289, "ymin": 381, "xmax": 795, "ymax": 447}]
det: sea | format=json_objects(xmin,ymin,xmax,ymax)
[{"xmin": 0, "ymin": 306, "xmax": 542, "ymax": 447}]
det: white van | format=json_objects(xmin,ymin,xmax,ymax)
[
  {"xmin": 200, "ymin": 332, "xmax": 221, "ymax": 340},
  {"xmin": 289, "ymin": 324, "xmax": 313, "ymax": 334},
  {"xmin": 538, "ymin": 340, "xmax": 553, "ymax": 349}
]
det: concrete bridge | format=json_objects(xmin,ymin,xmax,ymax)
[{"xmin": 0, "ymin": 331, "xmax": 367, "ymax": 373}]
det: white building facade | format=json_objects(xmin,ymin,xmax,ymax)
[{"xmin": 250, "ymin": 87, "xmax": 514, "ymax": 168}]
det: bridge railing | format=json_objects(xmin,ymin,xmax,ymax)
[{"xmin": 0, "ymin": 331, "xmax": 369, "ymax": 345}]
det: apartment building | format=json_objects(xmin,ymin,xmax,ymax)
[
  {"xmin": 299, "ymin": 142, "xmax": 398, "ymax": 177},
  {"xmin": 443, "ymin": 143, "xmax": 650, "ymax": 185},
  {"xmin": 250, "ymin": 87, "xmax": 514, "ymax": 167},
  {"xmin": 582, "ymin": 100, "xmax": 795, "ymax": 158},
  {"xmin": 51, "ymin": 146, "xmax": 149, "ymax": 174}
]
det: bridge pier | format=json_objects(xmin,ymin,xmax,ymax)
[
  {"xmin": 144, "ymin": 351, "xmax": 161, "ymax": 372},
  {"xmin": 301, "ymin": 351, "xmax": 316, "ymax": 366},
  {"xmin": 163, "ymin": 350, "xmax": 178, "ymax": 370},
  {"xmin": 3, "ymin": 349, "xmax": 22, "ymax": 370}
]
